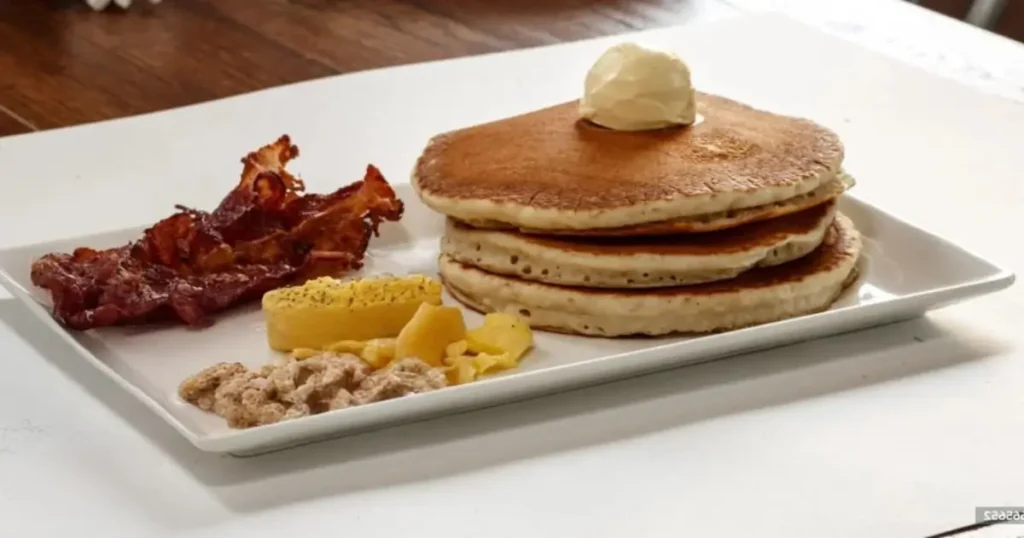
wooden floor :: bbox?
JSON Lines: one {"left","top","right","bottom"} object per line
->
{"left": 0, "top": 0, "right": 707, "bottom": 137}
{"left": 920, "top": 0, "right": 1024, "bottom": 42}
{"left": 1, "top": 0, "right": 1021, "bottom": 138}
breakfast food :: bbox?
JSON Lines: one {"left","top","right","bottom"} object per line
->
{"left": 263, "top": 274, "right": 442, "bottom": 351}
{"left": 442, "top": 201, "right": 837, "bottom": 288}
{"left": 395, "top": 303, "right": 468, "bottom": 366}
{"left": 517, "top": 172, "right": 851, "bottom": 237}
{"left": 177, "top": 41, "right": 864, "bottom": 431}
{"left": 465, "top": 312, "right": 534, "bottom": 361}
{"left": 412, "top": 93, "right": 845, "bottom": 235}
{"left": 440, "top": 214, "right": 862, "bottom": 336}
{"left": 180, "top": 273, "right": 536, "bottom": 428}
{"left": 579, "top": 42, "right": 697, "bottom": 130}
{"left": 412, "top": 41, "right": 862, "bottom": 337}
{"left": 296, "top": 338, "right": 400, "bottom": 368}
{"left": 287, "top": 299, "right": 535, "bottom": 385}
{"left": 178, "top": 354, "right": 446, "bottom": 429}
{"left": 31, "top": 135, "right": 404, "bottom": 330}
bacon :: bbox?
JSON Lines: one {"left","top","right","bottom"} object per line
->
{"left": 29, "top": 135, "right": 404, "bottom": 331}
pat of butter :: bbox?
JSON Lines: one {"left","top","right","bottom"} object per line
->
{"left": 579, "top": 42, "right": 696, "bottom": 131}
{"left": 262, "top": 275, "right": 443, "bottom": 352}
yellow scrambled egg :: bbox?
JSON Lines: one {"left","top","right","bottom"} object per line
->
{"left": 286, "top": 295, "right": 534, "bottom": 386}
{"left": 262, "top": 274, "right": 442, "bottom": 352}
{"left": 442, "top": 313, "right": 534, "bottom": 385}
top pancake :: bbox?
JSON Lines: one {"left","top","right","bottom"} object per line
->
{"left": 472, "top": 172, "right": 851, "bottom": 237}
{"left": 413, "top": 92, "right": 844, "bottom": 232}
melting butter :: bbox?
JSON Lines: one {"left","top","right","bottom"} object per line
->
{"left": 579, "top": 42, "right": 697, "bottom": 131}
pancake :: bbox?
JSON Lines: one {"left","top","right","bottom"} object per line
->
{"left": 482, "top": 172, "right": 852, "bottom": 237}
{"left": 413, "top": 92, "right": 844, "bottom": 232}
{"left": 439, "top": 213, "right": 862, "bottom": 337}
{"left": 442, "top": 201, "right": 837, "bottom": 288}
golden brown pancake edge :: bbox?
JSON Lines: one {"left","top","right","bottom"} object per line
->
{"left": 413, "top": 92, "right": 844, "bottom": 230}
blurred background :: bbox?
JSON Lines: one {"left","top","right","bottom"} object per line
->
{"left": 915, "top": 0, "right": 1018, "bottom": 40}
{"left": 0, "top": 0, "right": 1020, "bottom": 139}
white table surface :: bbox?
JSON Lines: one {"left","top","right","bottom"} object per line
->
{"left": 2, "top": 3, "right": 1024, "bottom": 537}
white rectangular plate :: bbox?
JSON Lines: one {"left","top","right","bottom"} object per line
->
{"left": 0, "top": 182, "right": 1012, "bottom": 455}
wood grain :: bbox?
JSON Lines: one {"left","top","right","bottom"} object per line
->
{"left": 919, "top": 0, "right": 1024, "bottom": 40}
{"left": 0, "top": 0, "right": 705, "bottom": 135}
{"left": 0, "top": 108, "right": 34, "bottom": 137}
{"left": 917, "top": 0, "right": 971, "bottom": 19}
{"left": 2, "top": 0, "right": 1021, "bottom": 138}
{"left": 994, "top": 0, "right": 1024, "bottom": 43}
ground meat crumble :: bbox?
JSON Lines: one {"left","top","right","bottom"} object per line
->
{"left": 178, "top": 354, "right": 448, "bottom": 428}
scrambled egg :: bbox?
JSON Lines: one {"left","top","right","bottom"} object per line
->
{"left": 271, "top": 273, "right": 534, "bottom": 386}
{"left": 287, "top": 303, "right": 533, "bottom": 386}
{"left": 443, "top": 313, "right": 534, "bottom": 385}
{"left": 292, "top": 338, "right": 399, "bottom": 368}
{"left": 262, "top": 274, "right": 442, "bottom": 352}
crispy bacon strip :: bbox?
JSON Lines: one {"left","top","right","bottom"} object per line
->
{"left": 30, "top": 135, "right": 404, "bottom": 330}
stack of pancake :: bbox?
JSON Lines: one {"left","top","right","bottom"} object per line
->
{"left": 412, "top": 92, "right": 862, "bottom": 337}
